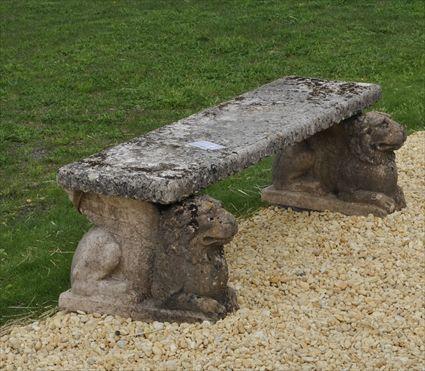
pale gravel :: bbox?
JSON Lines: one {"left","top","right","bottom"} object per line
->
{"left": 1, "top": 132, "right": 424, "bottom": 370}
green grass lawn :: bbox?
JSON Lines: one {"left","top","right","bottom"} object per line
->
{"left": 1, "top": 0, "right": 424, "bottom": 326}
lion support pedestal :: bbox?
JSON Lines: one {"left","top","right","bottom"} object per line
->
{"left": 262, "top": 112, "right": 406, "bottom": 216}
{"left": 59, "top": 192, "right": 238, "bottom": 322}
{"left": 58, "top": 77, "right": 388, "bottom": 322}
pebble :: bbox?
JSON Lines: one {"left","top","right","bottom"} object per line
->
{"left": 116, "top": 340, "right": 127, "bottom": 349}
{"left": 152, "top": 321, "right": 164, "bottom": 331}
{"left": 0, "top": 132, "right": 424, "bottom": 369}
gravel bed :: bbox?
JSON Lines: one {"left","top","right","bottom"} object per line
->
{"left": 1, "top": 132, "right": 424, "bottom": 370}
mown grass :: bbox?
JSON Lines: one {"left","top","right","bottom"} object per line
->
{"left": 1, "top": 0, "right": 424, "bottom": 325}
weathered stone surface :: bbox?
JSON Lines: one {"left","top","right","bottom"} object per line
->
{"left": 61, "top": 192, "right": 160, "bottom": 304}
{"left": 152, "top": 196, "right": 239, "bottom": 320}
{"left": 59, "top": 193, "right": 238, "bottom": 322}
{"left": 262, "top": 112, "right": 406, "bottom": 217}
{"left": 57, "top": 76, "right": 381, "bottom": 204}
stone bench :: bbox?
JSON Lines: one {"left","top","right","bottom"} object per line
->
{"left": 57, "top": 76, "right": 406, "bottom": 322}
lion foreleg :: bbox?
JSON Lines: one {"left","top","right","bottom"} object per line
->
{"left": 392, "top": 185, "right": 406, "bottom": 210}
{"left": 223, "top": 287, "right": 239, "bottom": 313}
{"left": 338, "top": 190, "right": 396, "bottom": 213}
{"left": 166, "top": 291, "right": 226, "bottom": 319}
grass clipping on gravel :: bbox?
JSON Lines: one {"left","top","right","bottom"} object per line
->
{"left": 1, "top": 132, "right": 424, "bottom": 369}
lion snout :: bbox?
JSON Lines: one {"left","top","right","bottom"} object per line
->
{"left": 378, "top": 124, "right": 406, "bottom": 151}
{"left": 399, "top": 125, "right": 407, "bottom": 146}
{"left": 363, "top": 112, "right": 407, "bottom": 152}
{"left": 202, "top": 213, "right": 238, "bottom": 247}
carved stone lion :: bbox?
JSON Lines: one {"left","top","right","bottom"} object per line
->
{"left": 152, "top": 195, "right": 238, "bottom": 319}
{"left": 273, "top": 111, "right": 406, "bottom": 213}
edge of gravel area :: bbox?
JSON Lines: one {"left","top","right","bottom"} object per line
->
{"left": 0, "top": 308, "right": 58, "bottom": 338}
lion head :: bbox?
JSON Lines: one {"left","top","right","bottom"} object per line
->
{"left": 344, "top": 111, "right": 406, "bottom": 164}
{"left": 159, "top": 195, "right": 237, "bottom": 262}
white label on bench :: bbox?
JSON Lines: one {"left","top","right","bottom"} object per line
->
{"left": 188, "top": 141, "right": 225, "bottom": 150}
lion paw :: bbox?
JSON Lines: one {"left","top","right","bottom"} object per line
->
{"left": 196, "top": 297, "right": 226, "bottom": 318}
{"left": 372, "top": 193, "right": 396, "bottom": 213}
{"left": 224, "top": 287, "right": 239, "bottom": 312}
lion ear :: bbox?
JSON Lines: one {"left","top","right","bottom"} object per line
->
{"left": 356, "top": 116, "right": 369, "bottom": 133}
{"left": 375, "top": 111, "right": 392, "bottom": 119}
{"left": 355, "top": 114, "right": 366, "bottom": 125}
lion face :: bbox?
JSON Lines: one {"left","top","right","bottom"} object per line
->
{"left": 345, "top": 112, "right": 406, "bottom": 164}
{"left": 160, "top": 195, "right": 237, "bottom": 258}
{"left": 361, "top": 112, "right": 406, "bottom": 152}
{"left": 192, "top": 197, "right": 238, "bottom": 249}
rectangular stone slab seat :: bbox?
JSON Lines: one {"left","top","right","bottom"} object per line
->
{"left": 58, "top": 76, "right": 381, "bottom": 204}
{"left": 58, "top": 76, "right": 382, "bottom": 323}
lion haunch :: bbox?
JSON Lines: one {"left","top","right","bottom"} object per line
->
{"left": 273, "top": 111, "right": 406, "bottom": 213}
{"left": 152, "top": 195, "right": 238, "bottom": 319}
